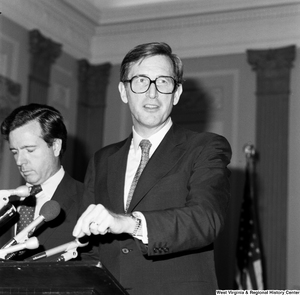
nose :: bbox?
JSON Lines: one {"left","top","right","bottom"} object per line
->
{"left": 147, "top": 82, "right": 158, "bottom": 99}
{"left": 15, "top": 152, "right": 27, "bottom": 167}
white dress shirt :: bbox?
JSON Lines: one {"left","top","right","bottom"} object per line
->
{"left": 32, "top": 166, "right": 65, "bottom": 219}
{"left": 124, "top": 118, "right": 173, "bottom": 243}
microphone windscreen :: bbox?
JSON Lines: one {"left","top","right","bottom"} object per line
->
{"left": 12, "top": 186, "right": 31, "bottom": 197}
{"left": 39, "top": 200, "right": 61, "bottom": 222}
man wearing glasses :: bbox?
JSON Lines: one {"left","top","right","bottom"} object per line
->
{"left": 73, "top": 42, "right": 232, "bottom": 295}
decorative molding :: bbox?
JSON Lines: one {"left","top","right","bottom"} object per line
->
{"left": 1, "top": 0, "right": 299, "bottom": 63}
{"left": 77, "top": 60, "right": 111, "bottom": 107}
{"left": 63, "top": 0, "right": 101, "bottom": 25}
{"left": 80, "top": 0, "right": 300, "bottom": 25}
{"left": 29, "top": 30, "right": 62, "bottom": 75}
{"left": 91, "top": 2, "right": 300, "bottom": 63}
{"left": 247, "top": 45, "right": 296, "bottom": 72}
{"left": 1, "top": 0, "right": 95, "bottom": 60}
{"left": 96, "top": 1, "right": 300, "bottom": 28}
{"left": 27, "top": 29, "right": 62, "bottom": 104}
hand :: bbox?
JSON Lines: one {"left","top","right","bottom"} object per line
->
{"left": 72, "top": 204, "right": 135, "bottom": 238}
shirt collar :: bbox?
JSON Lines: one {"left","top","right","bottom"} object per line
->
{"left": 132, "top": 118, "right": 173, "bottom": 156}
{"left": 27, "top": 166, "right": 65, "bottom": 198}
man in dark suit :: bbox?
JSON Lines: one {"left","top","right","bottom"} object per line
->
{"left": 73, "top": 42, "right": 232, "bottom": 295}
{"left": 0, "top": 103, "right": 84, "bottom": 261}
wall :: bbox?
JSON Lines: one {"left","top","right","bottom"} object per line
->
{"left": 102, "top": 64, "right": 132, "bottom": 145}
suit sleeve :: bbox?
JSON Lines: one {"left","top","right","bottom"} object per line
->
{"left": 141, "top": 134, "right": 231, "bottom": 256}
{"left": 79, "top": 155, "right": 102, "bottom": 261}
{"left": 80, "top": 155, "right": 97, "bottom": 214}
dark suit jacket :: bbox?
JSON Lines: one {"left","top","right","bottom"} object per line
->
{"left": 0, "top": 172, "right": 84, "bottom": 261}
{"left": 83, "top": 124, "right": 232, "bottom": 295}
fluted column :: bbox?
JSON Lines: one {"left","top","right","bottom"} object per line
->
{"left": 74, "top": 60, "right": 111, "bottom": 181}
{"left": 28, "top": 29, "right": 62, "bottom": 103}
{"left": 247, "top": 45, "right": 296, "bottom": 289}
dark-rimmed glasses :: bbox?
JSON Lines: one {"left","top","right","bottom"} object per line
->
{"left": 122, "top": 75, "right": 178, "bottom": 94}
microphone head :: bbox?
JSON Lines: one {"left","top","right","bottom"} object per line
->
{"left": 39, "top": 200, "right": 61, "bottom": 222}
{"left": 24, "top": 237, "right": 39, "bottom": 250}
{"left": 12, "top": 186, "right": 31, "bottom": 198}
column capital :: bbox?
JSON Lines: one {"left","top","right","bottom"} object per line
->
{"left": 247, "top": 45, "right": 296, "bottom": 72}
{"left": 28, "top": 29, "right": 62, "bottom": 97}
{"left": 78, "top": 59, "right": 111, "bottom": 107}
{"left": 29, "top": 29, "right": 62, "bottom": 65}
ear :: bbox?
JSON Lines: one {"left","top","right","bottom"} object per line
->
{"left": 173, "top": 84, "right": 183, "bottom": 106}
{"left": 118, "top": 82, "right": 128, "bottom": 104}
{"left": 52, "top": 138, "right": 62, "bottom": 157}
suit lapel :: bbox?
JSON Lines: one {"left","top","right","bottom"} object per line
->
{"left": 51, "top": 173, "right": 76, "bottom": 216}
{"left": 107, "top": 136, "right": 132, "bottom": 213}
{"left": 127, "top": 124, "right": 188, "bottom": 212}
{"left": 37, "top": 173, "right": 75, "bottom": 245}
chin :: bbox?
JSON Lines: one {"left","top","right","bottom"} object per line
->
{"left": 22, "top": 176, "right": 37, "bottom": 184}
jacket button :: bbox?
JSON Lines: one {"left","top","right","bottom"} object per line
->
{"left": 122, "top": 248, "right": 130, "bottom": 254}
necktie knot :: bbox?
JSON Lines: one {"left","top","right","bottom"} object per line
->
{"left": 30, "top": 184, "right": 42, "bottom": 196}
{"left": 139, "top": 139, "right": 151, "bottom": 154}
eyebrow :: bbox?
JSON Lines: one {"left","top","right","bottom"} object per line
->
{"left": 9, "top": 144, "right": 37, "bottom": 151}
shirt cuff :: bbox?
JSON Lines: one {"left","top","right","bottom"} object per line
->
{"left": 131, "top": 211, "right": 148, "bottom": 244}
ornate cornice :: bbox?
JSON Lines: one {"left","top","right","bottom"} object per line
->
{"left": 1, "top": 0, "right": 95, "bottom": 59}
{"left": 1, "top": 0, "right": 299, "bottom": 63}
{"left": 96, "top": 4, "right": 300, "bottom": 36}
{"left": 91, "top": 2, "right": 300, "bottom": 63}
{"left": 80, "top": 0, "right": 300, "bottom": 25}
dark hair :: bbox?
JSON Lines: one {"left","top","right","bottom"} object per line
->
{"left": 1, "top": 103, "right": 67, "bottom": 158}
{"left": 120, "top": 42, "right": 183, "bottom": 84}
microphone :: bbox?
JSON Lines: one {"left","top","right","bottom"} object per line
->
{"left": 1, "top": 200, "right": 61, "bottom": 249}
{"left": 0, "top": 203, "right": 17, "bottom": 228}
{"left": 0, "top": 186, "right": 31, "bottom": 202}
{"left": 0, "top": 185, "right": 30, "bottom": 209}
{"left": 27, "top": 236, "right": 89, "bottom": 262}
{"left": 0, "top": 186, "right": 30, "bottom": 228}
{"left": 0, "top": 237, "right": 39, "bottom": 258}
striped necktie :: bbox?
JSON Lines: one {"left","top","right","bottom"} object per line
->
{"left": 125, "top": 139, "right": 151, "bottom": 213}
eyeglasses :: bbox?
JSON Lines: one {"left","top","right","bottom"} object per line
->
{"left": 122, "top": 75, "right": 178, "bottom": 94}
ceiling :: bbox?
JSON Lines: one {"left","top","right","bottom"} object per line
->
{"left": 64, "top": 0, "right": 204, "bottom": 24}
{"left": 85, "top": 0, "right": 177, "bottom": 9}
{"left": 65, "top": 0, "right": 295, "bottom": 25}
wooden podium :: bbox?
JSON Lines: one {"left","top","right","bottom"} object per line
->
{"left": 0, "top": 260, "right": 129, "bottom": 294}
